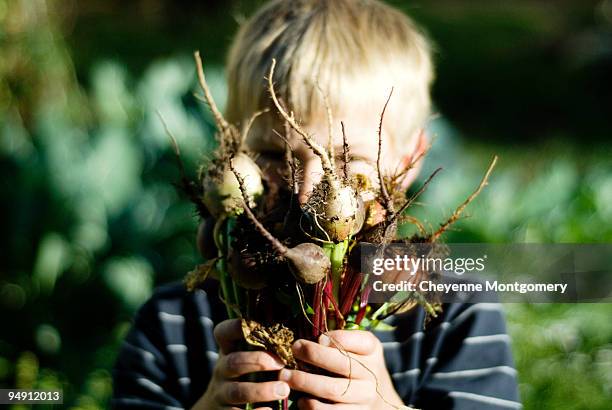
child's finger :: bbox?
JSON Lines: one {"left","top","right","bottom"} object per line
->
{"left": 217, "top": 350, "right": 285, "bottom": 378}
{"left": 291, "top": 339, "right": 369, "bottom": 379}
{"left": 218, "top": 380, "right": 289, "bottom": 405}
{"left": 279, "top": 368, "right": 370, "bottom": 404}
{"left": 319, "top": 330, "right": 379, "bottom": 355}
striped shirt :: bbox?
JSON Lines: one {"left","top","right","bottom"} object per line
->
{"left": 112, "top": 282, "right": 521, "bottom": 409}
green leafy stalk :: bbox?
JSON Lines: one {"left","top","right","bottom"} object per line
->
{"left": 215, "top": 217, "right": 239, "bottom": 319}
{"left": 369, "top": 302, "right": 389, "bottom": 329}
{"left": 217, "top": 217, "right": 257, "bottom": 409}
{"left": 323, "top": 239, "right": 350, "bottom": 329}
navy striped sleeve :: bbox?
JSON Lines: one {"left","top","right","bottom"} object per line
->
{"left": 391, "top": 302, "right": 522, "bottom": 410}
{"left": 112, "top": 284, "right": 221, "bottom": 409}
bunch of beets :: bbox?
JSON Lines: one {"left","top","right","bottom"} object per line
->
{"left": 162, "top": 51, "right": 496, "bottom": 410}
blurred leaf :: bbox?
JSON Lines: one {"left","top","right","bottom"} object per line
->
{"left": 33, "top": 233, "right": 72, "bottom": 295}
{"left": 102, "top": 256, "right": 153, "bottom": 311}
{"left": 35, "top": 324, "right": 61, "bottom": 355}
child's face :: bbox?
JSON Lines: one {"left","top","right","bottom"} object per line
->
{"left": 253, "top": 109, "right": 427, "bottom": 204}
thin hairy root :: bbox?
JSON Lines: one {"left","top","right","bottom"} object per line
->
{"left": 276, "top": 128, "right": 301, "bottom": 230}
{"left": 230, "top": 158, "right": 289, "bottom": 256}
{"left": 308, "top": 208, "right": 332, "bottom": 242}
{"left": 400, "top": 215, "right": 427, "bottom": 236}
{"left": 298, "top": 214, "right": 330, "bottom": 244}
{"left": 193, "top": 51, "right": 229, "bottom": 133}
{"left": 429, "top": 156, "right": 498, "bottom": 242}
{"left": 270, "top": 125, "right": 302, "bottom": 232}
{"left": 315, "top": 82, "right": 336, "bottom": 168}
{"left": 282, "top": 118, "right": 301, "bottom": 195}
{"left": 341, "top": 121, "right": 350, "bottom": 183}
{"left": 284, "top": 138, "right": 300, "bottom": 196}
{"left": 271, "top": 127, "right": 301, "bottom": 196}
{"left": 326, "top": 331, "right": 404, "bottom": 408}
{"left": 268, "top": 59, "right": 337, "bottom": 180}
{"left": 389, "top": 167, "right": 443, "bottom": 228}
{"left": 240, "top": 108, "right": 269, "bottom": 145}
{"left": 377, "top": 88, "right": 395, "bottom": 217}
{"left": 157, "top": 111, "right": 189, "bottom": 183}
{"left": 156, "top": 111, "right": 206, "bottom": 215}
{"left": 378, "top": 167, "right": 442, "bottom": 244}
{"left": 390, "top": 140, "right": 433, "bottom": 187}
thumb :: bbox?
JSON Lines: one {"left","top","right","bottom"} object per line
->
{"left": 213, "top": 319, "right": 244, "bottom": 354}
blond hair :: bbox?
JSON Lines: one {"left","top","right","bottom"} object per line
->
{"left": 226, "top": 0, "right": 434, "bottom": 153}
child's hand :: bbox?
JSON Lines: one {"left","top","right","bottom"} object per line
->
{"left": 191, "top": 319, "right": 290, "bottom": 409}
{"left": 279, "top": 330, "right": 405, "bottom": 409}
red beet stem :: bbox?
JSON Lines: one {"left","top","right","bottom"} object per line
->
{"left": 355, "top": 286, "right": 372, "bottom": 325}
{"left": 312, "top": 281, "right": 324, "bottom": 338}
{"left": 323, "top": 282, "right": 344, "bottom": 328}
{"left": 339, "top": 268, "right": 362, "bottom": 316}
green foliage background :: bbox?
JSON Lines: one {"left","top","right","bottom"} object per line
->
{"left": 0, "top": 1, "right": 611, "bottom": 409}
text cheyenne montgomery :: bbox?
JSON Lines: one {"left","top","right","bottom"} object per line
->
{"left": 373, "top": 280, "right": 569, "bottom": 294}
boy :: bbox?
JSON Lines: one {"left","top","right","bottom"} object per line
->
{"left": 113, "top": 1, "right": 520, "bottom": 409}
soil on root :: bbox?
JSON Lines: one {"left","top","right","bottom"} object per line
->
{"left": 241, "top": 318, "right": 298, "bottom": 369}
